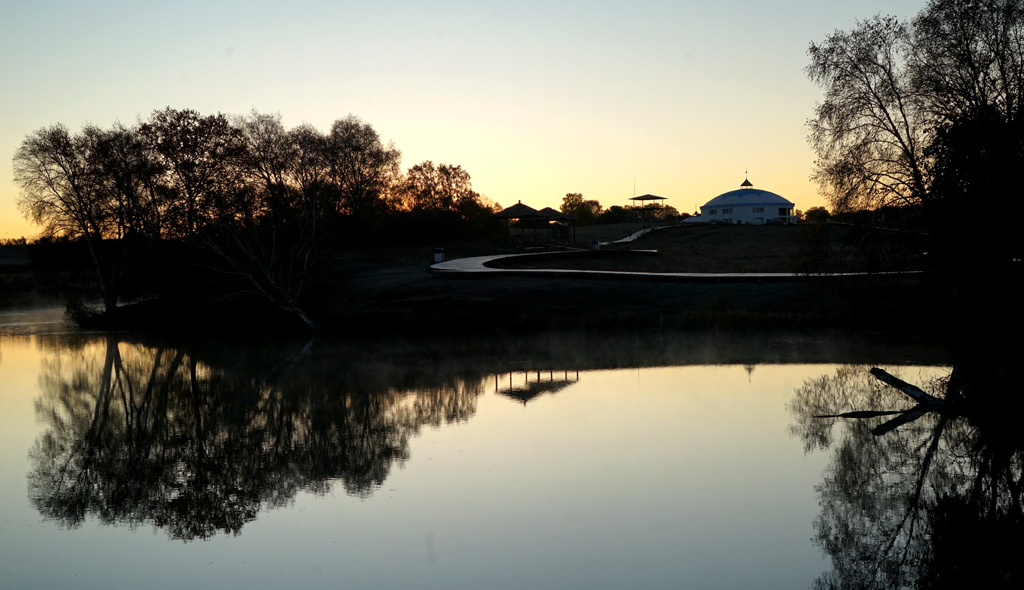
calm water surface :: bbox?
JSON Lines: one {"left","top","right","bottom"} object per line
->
{"left": 0, "top": 313, "right": 968, "bottom": 589}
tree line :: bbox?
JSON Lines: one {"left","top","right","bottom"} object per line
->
{"left": 559, "top": 192, "right": 681, "bottom": 225}
{"left": 13, "top": 108, "right": 499, "bottom": 329}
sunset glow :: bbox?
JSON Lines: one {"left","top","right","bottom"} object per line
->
{"left": 0, "top": 0, "right": 926, "bottom": 239}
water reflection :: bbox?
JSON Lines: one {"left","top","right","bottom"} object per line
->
{"left": 496, "top": 369, "right": 579, "bottom": 404}
{"left": 9, "top": 327, "right": 974, "bottom": 588}
{"left": 790, "top": 364, "right": 1023, "bottom": 588}
{"left": 28, "top": 335, "right": 484, "bottom": 540}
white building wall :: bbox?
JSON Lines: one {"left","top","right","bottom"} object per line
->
{"left": 700, "top": 204, "right": 795, "bottom": 224}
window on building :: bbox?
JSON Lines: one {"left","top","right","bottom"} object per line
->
{"left": 709, "top": 209, "right": 717, "bottom": 215}
{"left": 722, "top": 208, "right": 732, "bottom": 214}
{"left": 753, "top": 207, "right": 763, "bottom": 213}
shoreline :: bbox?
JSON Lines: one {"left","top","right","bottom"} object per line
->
{"left": 1, "top": 224, "right": 954, "bottom": 336}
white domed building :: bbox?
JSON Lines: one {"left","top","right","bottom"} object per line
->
{"left": 697, "top": 177, "right": 796, "bottom": 224}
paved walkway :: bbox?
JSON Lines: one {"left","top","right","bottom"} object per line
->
{"left": 607, "top": 227, "right": 655, "bottom": 244}
{"left": 431, "top": 250, "right": 921, "bottom": 281}
{"left": 431, "top": 252, "right": 809, "bottom": 281}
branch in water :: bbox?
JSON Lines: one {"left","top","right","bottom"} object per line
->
{"left": 869, "top": 368, "right": 945, "bottom": 405}
{"left": 872, "top": 407, "right": 928, "bottom": 436}
{"left": 814, "top": 410, "right": 907, "bottom": 419}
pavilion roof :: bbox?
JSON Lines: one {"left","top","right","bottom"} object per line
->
{"left": 493, "top": 201, "right": 540, "bottom": 219}
{"left": 537, "top": 207, "right": 574, "bottom": 221}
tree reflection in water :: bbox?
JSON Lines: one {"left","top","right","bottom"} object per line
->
{"left": 790, "top": 364, "right": 1023, "bottom": 589}
{"left": 28, "top": 335, "right": 483, "bottom": 541}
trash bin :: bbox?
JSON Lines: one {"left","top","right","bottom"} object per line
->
{"left": 433, "top": 248, "right": 445, "bottom": 263}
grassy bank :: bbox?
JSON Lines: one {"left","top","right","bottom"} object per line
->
{"left": 315, "top": 260, "right": 945, "bottom": 335}
{"left": 492, "top": 223, "right": 929, "bottom": 274}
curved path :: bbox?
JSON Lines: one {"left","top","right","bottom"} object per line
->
{"left": 431, "top": 252, "right": 809, "bottom": 281}
{"left": 431, "top": 250, "right": 921, "bottom": 282}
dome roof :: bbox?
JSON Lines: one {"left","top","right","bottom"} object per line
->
{"left": 703, "top": 179, "right": 793, "bottom": 208}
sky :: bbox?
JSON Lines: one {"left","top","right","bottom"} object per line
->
{"left": 0, "top": 0, "right": 927, "bottom": 239}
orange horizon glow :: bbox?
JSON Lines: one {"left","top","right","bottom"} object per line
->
{"left": 1, "top": 1, "right": 928, "bottom": 240}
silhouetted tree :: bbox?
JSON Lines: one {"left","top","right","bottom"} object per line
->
{"left": 560, "top": 192, "right": 602, "bottom": 225}
{"left": 596, "top": 205, "right": 632, "bottom": 225}
{"left": 808, "top": 1, "right": 1024, "bottom": 243}
{"left": 203, "top": 111, "right": 323, "bottom": 330}
{"left": 402, "top": 160, "right": 479, "bottom": 212}
{"left": 325, "top": 115, "right": 402, "bottom": 235}
{"left": 652, "top": 204, "right": 679, "bottom": 220}
{"left": 803, "top": 206, "right": 830, "bottom": 222}
{"left": 808, "top": 15, "right": 929, "bottom": 213}
{"left": 13, "top": 125, "right": 125, "bottom": 312}
{"left": 13, "top": 108, "right": 498, "bottom": 329}
{"left": 139, "top": 108, "right": 246, "bottom": 238}
{"left": 89, "top": 123, "right": 164, "bottom": 241}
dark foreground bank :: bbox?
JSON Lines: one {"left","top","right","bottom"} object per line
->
{"left": 7, "top": 224, "right": 1012, "bottom": 338}
{"left": 77, "top": 262, "right": 946, "bottom": 336}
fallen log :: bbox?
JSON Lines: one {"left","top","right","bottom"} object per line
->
{"left": 812, "top": 369, "right": 949, "bottom": 436}
{"left": 869, "top": 368, "right": 946, "bottom": 406}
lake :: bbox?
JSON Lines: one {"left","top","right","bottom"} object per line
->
{"left": 5, "top": 310, "right": 1012, "bottom": 589}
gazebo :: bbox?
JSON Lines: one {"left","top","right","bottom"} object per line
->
{"left": 537, "top": 207, "right": 576, "bottom": 242}
{"left": 493, "top": 201, "right": 540, "bottom": 221}
{"left": 493, "top": 202, "right": 577, "bottom": 243}
{"left": 493, "top": 201, "right": 541, "bottom": 242}
{"left": 628, "top": 194, "right": 667, "bottom": 220}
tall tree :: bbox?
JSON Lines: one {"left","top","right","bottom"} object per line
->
{"left": 14, "top": 125, "right": 108, "bottom": 239}
{"left": 140, "top": 108, "right": 245, "bottom": 238}
{"left": 235, "top": 110, "right": 295, "bottom": 213}
{"left": 13, "top": 125, "right": 122, "bottom": 312}
{"left": 807, "top": 1, "right": 1024, "bottom": 209}
{"left": 89, "top": 123, "right": 164, "bottom": 241}
{"left": 325, "top": 115, "right": 401, "bottom": 232}
{"left": 807, "top": 15, "right": 929, "bottom": 212}
{"left": 204, "top": 111, "right": 322, "bottom": 331}
{"left": 560, "top": 192, "right": 601, "bottom": 225}
{"left": 402, "top": 160, "right": 479, "bottom": 212}
{"left": 807, "top": 0, "right": 1024, "bottom": 266}
{"left": 911, "top": 0, "right": 1024, "bottom": 125}
{"left": 288, "top": 124, "right": 331, "bottom": 207}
